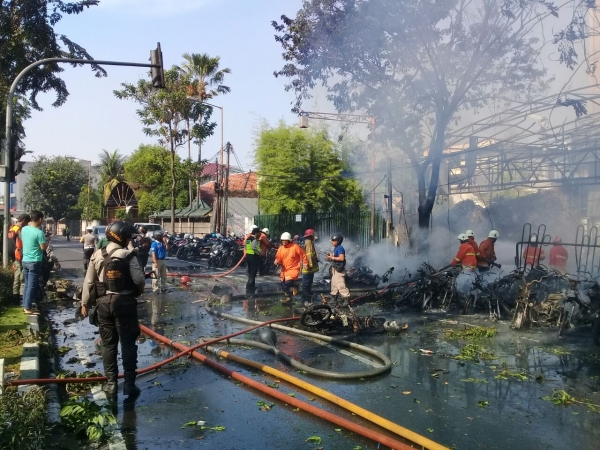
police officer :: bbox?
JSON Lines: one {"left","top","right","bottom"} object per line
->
{"left": 244, "top": 226, "right": 261, "bottom": 293}
{"left": 134, "top": 226, "right": 152, "bottom": 271}
{"left": 81, "top": 221, "right": 146, "bottom": 397}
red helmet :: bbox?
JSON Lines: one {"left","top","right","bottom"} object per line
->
{"left": 180, "top": 275, "right": 191, "bottom": 285}
{"left": 304, "top": 229, "right": 317, "bottom": 238}
{"left": 553, "top": 237, "right": 562, "bottom": 243}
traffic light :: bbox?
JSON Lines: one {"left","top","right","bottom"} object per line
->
{"left": 11, "top": 145, "right": 26, "bottom": 183}
{"left": 150, "top": 42, "right": 165, "bottom": 89}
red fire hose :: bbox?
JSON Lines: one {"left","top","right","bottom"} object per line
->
{"left": 166, "top": 254, "right": 246, "bottom": 278}
{"left": 142, "top": 325, "right": 415, "bottom": 450}
{"left": 5, "top": 313, "right": 294, "bottom": 387}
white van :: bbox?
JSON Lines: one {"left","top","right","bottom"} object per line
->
{"left": 133, "top": 223, "right": 164, "bottom": 238}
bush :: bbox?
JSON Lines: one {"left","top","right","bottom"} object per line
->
{"left": 0, "top": 267, "right": 13, "bottom": 306}
{"left": 0, "top": 387, "right": 48, "bottom": 450}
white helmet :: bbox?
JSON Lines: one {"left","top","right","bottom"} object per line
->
{"left": 262, "top": 228, "right": 269, "bottom": 235}
{"left": 458, "top": 233, "right": 468, "bottom": 242}
{"left": 246, "top": 224, "right": 258, "bottom": 234}
{"left": 281, "top": 232, "right": 292, "bottom": 241}
{"left": 86, "top": 227, "right": 93, "bottom": 231}
{"left": 488, "top": 230, "right": 499, "bottom": 239}
{"left": 530, "top": 234, "right": 537, "bottom": 243}
{"left": 466, "top": 230, "right": 475, "bottom": 237}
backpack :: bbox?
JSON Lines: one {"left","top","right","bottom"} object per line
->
{"left": 101, "top": 248, "right": 136, "bottom": 293}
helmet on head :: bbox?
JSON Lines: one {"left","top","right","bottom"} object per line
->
{"left": 106, "top": 221, "right": 138, "bottom": 246}
{"left": 554, "top": 237, "right": 562, "bottom": 243}
{"left": 281, "top": 232, "right": 292, "bottom": 241}
{"left": 86, "top": 226, "right": 93, "bottom": 232}
{"left": 488, "top": 230, "right": 499, "bottom": 239}
{"left": 466, "top": 230, "right": 475, "bottom": 237}
{"left": 247, "top": 224, "right": 258, "bottom": 234}
{"left": 457, "top": 233, "right": 468, "bottom": 242}
{"left": 304, "top": 228, "right": 317, "bottom": 238}
{"left": 139, "top": 226, "right": 148, "bottom": 234}
{"left": 262, "top": 228, "right": 269, "bottom": 235}
{"left": 331, "top": 234, "right": 344, "bottom": 244}
{"left": 154, "top": 231, "right": 164, "bottom": 240}
{"left": 530, "top": 234, "right": 537, "bottom": 243}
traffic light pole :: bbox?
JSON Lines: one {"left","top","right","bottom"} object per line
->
{"left": 2, "top": 56, "right": 163, "bottom": 267}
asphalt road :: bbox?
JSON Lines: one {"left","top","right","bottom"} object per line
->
{"left": 47, "top": 236, "right": 600, "bottom": 450}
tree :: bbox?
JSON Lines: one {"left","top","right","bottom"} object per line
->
{"left": 115, "top": 68, "right": 197, "bottom": 227}
{"left": 123, "top": 145, "right": 199, "bottom": 219}
{"left": 179, "top": 52, "right": 231, "bottom": 162}
{"left": 0, "top": 1, "right": 105, "bottom": 171}
{"left": 272, "top": 0, "right": 595, "bottom": 243}
{"left": 254, "top": 122, "right": 365, "bottom": 214}
{"left": 73, "top": 185, "right": 103, "bottom": 220}
{"left": 98, "top": 149, "right": 126, "bottom": 206}
{"left": 24, "top": 156, "right": 87, "bottom": 221}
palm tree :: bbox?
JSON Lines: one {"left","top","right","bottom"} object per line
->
{"left": 99, "top": 149, "right": 126, "bottom": 207}
{"left": 179, "top": 53, "right": 231, "bottom": 162}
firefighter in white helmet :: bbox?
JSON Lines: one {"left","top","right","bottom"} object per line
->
{"left": 478, "top": 230, "right": 500, "bottom": 272}
{"left": 275, "top": 232, "right": 308, "bottom": 304}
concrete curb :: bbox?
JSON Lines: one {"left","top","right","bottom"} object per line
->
{"left": 0, "top": 358, "right": 4, "bottom": 394}
{"left": 18, "top": 342, "right": 40, "bottom": 393}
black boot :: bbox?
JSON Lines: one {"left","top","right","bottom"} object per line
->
{"left": 102, "top": 371, "right": 118, "bottom": 396}
{"left": 123, "top": 371, "right": 140, "bottom": 397}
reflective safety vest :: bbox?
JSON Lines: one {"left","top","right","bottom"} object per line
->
{"left": 523, "top": 246, "right": 545, "bottom": 266}
{"left": 549, "top": 245, "right": 568, "bottom": 269}
{"left": 452, "top": 242, "right": 478, "bottom": 269}
{"left": 245, "top": 234, "right": 256, "bottom": 255}
{"left": 8, "top": 224, "right": 23, "bottom": 261}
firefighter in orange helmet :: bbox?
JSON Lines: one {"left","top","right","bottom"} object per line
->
{"left": 549, "top": 237, "right": 568, "bottom": 273}
{"left": 451, "top": 234, "right": 478, "bottom": 271}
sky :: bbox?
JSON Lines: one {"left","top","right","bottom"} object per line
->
{"left": 22, "top": 0, "right": 304, "bottom": 169}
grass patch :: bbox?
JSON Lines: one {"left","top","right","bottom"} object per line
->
{"left": 0, "top": 386, "right": 49, "bottom": 450}
{"left": 444, "top": 326, "right": 497, "bottom": 340}
{"left": 456, "top": 343, "right": 495, "bottom": 361}
{"left": 0, "top": 306, "right": 29, "bottom": 373}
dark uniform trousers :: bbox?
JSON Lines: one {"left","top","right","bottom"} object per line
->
{"left": 137, "top": 252, "right": 149, "bottom": 271}
{"left": 246, "top": 254, "right": 260, "bottom": 292}
{"left": 97, "top": 293, "right": 140, "bottom": 382}
{"left": 83, "top": 248, "right": 95, "bottom": 270}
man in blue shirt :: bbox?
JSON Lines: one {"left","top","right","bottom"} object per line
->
{"left": 20, "top": 210, "right": 47, "bottom": 314}
{"left": 326, "top": 233, "right": 350, "bottom": 303}
{"left": 150, "top": 231, "right": 168, "bottom": 293}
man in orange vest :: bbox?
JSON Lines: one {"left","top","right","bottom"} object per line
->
{"left": 465, "top": 230, "right": 481, "bottom": 262}
{"left": 549, "top": 237, "right": 568, "bottom": 273}
{"left": 523, "top": 235, "right": 545, "bottom": 267}
{"left": 478, "top": 230, "right": 500, "bottom": 272}
{"left": 8, "top": 214, "right": 31, "bottom": 302}
{"left": 275, "top": 232, "right": 308, "bottom": 305}
{"left": 451, "top": 233, "right": 478, "bottom": 271}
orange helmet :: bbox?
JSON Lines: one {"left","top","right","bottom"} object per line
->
{"left": 180, "top": 275, "right": 191, "bottom": 285}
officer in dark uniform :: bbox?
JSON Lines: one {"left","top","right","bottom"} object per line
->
{"left": 81, "top": 221, "right": 146, "bottom": 397}
{"left": 134, "top": 226, "right": 152, "bottom": 271}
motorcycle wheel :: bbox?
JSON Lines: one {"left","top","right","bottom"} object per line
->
{"left": 300, "top": 305, "right": 332, "bottom": 327}
{"left": 593, "top": 313, "right": 600, "bottom": 346}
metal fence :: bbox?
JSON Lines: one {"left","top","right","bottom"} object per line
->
{"left": 253, "top": 211, "right": 386, "bottom": 248}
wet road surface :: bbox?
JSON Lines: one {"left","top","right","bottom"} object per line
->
{"left": 48, "top": 237, "right": 600, "bottom": 449}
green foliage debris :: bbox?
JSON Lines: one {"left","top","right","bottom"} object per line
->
{"left": 306, "top": 435, "right": 322, "bottom": 444}
{"left": 0, "top": 387, "right": 48, "bottom": 450}
{"left": 57, "top": 370, "right": 103, "bottom": 394}
{"left": 495, "top": 370, "right": 528, "bottom": 381}
{"left": 456, "top": 343, "right": 495, "bottom": 361}
{"left": 541, "top": 389, "right": 600, "bottom": 413}
{"left": 461, "top": 378, "right": 489, "bottom": 383}
{"left": 60, "top": 397, "right": 117, "bottom": 442}
{"left": 444, "top": 326, "right": 497, "bottom": 340}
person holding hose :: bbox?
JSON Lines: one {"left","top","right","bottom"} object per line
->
{"left": 275, "top": 232, "right": 308, "bottom": 305}
{"left": 451, "top": 234, "right": 478, "bottom": 271}
{"left": 327, "top": 234, "right": 351, "bottom": 303}
{"left": 301, "top": 229, "right": 319, "bottom": 303}
{"left": 478, "top": 230, "right": 500, "bottom": 272}
{"left": 81, "top": 221, "right": 145, "bottom": 397}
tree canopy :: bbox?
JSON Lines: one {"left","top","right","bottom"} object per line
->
{"left": 272, "top": 0, "right": 595, "bottom": 236}
{"left": 123, "top": 145, "right": 198, "bottom": 219}
{"left": 254, "top": 123, "right": 365, "bottom": 214}
{"left": 24, "top": 156, "right": 87, "bottom": 221}
{"left": 0, "top": 0, "right": 104, "bottom": 167}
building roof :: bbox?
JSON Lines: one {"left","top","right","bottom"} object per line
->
{"left": 150, "top": 200, "right": 212, "bottom": 219}
{"left": 199, "top": 172, "right": 258, "bottom": 204}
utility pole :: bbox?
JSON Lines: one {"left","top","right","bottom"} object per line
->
{"left": 222, "top": 142, "right": 231, "bottom": 236}
{"left": 86, "top": 161, "right": 91, "bottom": 227}
{"left": 386, "top": 158, "right": 394, "bottom": 244}
{"left": 212, "top": 155, "right": 220, "bottom": 233}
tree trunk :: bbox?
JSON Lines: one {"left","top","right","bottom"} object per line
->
{"left": 186, "top": 117, "right": 193, "bottom": 205}
{"left": 197, "top": 112, "right": 203, "bottom": 163}
{"left": 169, "top": 126, "right": 176, "bottom": 232}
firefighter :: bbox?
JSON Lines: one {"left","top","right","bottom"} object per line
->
{"left": 478, "top": 230, "right": 500, "bottom": 272}
{"left": 465, "top": 230, "right": 481, "bottom": 262}
{"left": 301, "top": 229, "right": 319, "bottom": 303}
{"left": 258, "top": 228, "right": 272, "bottom": 276}
{"left": 550, "top": 237, "right": 568, "bottom": 273}
{"left": 81, "top": 221, "right": 146, "bottom": 397}
{"left": 523, "top": 235, "right": 545, "bottom": 267}
{"left": 244, "top": 226, "right": 261, "bottom": 293}
{"left": 451, "top": 233, "right": 478, "bottom": 271}
{"left": 275, "top": 232, "right": 308, "bottom": 305}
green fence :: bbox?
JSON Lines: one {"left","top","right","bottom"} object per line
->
{"left": 254, "top": 211, "right": 386, "bottom": 248}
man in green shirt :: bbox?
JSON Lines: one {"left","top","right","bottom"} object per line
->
{"left": 21, "top": 210, "right": 47, "bottom": 314}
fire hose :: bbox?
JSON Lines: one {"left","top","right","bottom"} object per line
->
{"left": 143, "top": 325, "right": 447, "bottom": 450}
{"left": 205, "top": 305, "right": 392, "bottom": 378}
{"left": 166, "top": 254, "right": 246, "bottom": 278}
